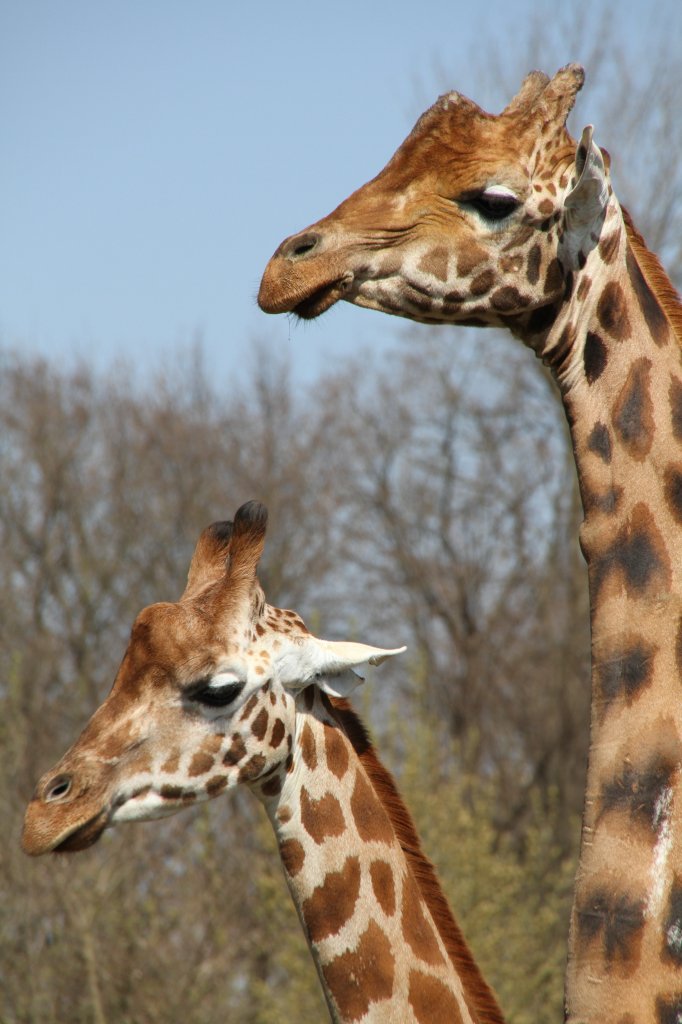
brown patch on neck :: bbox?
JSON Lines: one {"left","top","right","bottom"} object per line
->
{"left": 300, "top": 786, "right": 346, "bottom": 844}
{"left": 590, "top": 501, "right": 672, "bottom": 600}
{"left": 321, "top": 919, "right": 395, "bottom": 1020}
{"left": 330, "top": 697, "right": 505, "bottom": 1024}
{"left": 409, "top": 970, "right": 467, "bottom": 1024}
{"left": 302, "top": 855, "right": 362, "bottom": 942}
{"left": 300, "top": 720, "right": 318, "bottom": 770}
{"left": 622, "top": 207, "right": 682, "bottom": 346}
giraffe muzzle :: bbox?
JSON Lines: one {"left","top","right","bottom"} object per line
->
{"left": 22, "top": 762, "right": 114, "bottom": 856}
{"left": 258, "top": 222, "right": 356, "bottom": 317}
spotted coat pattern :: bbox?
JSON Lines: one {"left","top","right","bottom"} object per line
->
{"left": 258, "top": 65, "right": 682, "bottom": 1024}
{"left": 270, "top": 688, "right": 477, "bottom": 1023}
{"left": 22, "top": 503, "right": 501, "bottom": 1024}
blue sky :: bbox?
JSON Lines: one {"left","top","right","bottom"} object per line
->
{"left": 1, "top": 0, "right": 678, "bottom": 384}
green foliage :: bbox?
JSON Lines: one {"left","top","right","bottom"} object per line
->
{"left": 244, "top": 811, "right": 329, "bottom": 1024}
{"left": 0, "top": 345, "right": 580, "bottom": 1022}
{"left": 381, "top": 710, "right": 578, "bottom": 1024}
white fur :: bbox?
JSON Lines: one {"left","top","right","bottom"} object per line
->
{"left": 275, "top": 636, "right": 406, "bottom": 696}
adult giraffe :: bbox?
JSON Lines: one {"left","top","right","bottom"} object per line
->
{"left": 22, "top": 502, "right": 504, "bottom": 1024}
{"left": 258, "top": 65, "right": 682, "bottom": 1023}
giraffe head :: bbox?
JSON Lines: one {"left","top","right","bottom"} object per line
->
{"left": 22, "top": 501, "right": 404, "bottom": 856}
{"left": 258, "top": 64, "right": 611, "bottom": 333}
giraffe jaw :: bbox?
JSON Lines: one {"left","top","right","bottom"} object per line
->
{"left": 34, "top": 785, "right": 210, "bottom": 855}
{"left": 258, "top": 244, "right": 355, "bottom": 319}
{"left": 292, "top": 273, "right": 355, "bottom": 319}
{"left": 52, "top": 808, "right": 110, "bottom": 853}
{"left": 24, "top": 785, "right": 177, "bottom": 856}
{"left": 288, "top": 274, "right": 350, "bottom": 317}
{"left": 22, "top": 803, "right": 111, "bottom": 857}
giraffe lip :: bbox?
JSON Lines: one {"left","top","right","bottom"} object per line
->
{"left": 293, "top": 274, "right": 354, "bottom": 319}
{"left": 52, "top": 809, "right": 110, "bottom": 854}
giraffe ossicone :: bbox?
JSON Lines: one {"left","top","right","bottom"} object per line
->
{"left": 258, "top": 65, "right": 682, "bottom": 1024}
{"left": 22, "top": 501, "right": 501, "bottom": 1024}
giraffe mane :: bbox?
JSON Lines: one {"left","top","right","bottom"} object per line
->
{"left": 621, "top": 206, "right": 682, "bottom": 345}
{"left": 330, "top": 697, "right": 505, "bottom": 1024}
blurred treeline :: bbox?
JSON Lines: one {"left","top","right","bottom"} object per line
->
{"left": 3, "top": 12, "right": 682, "bottom": 1024}
{"left": 1, "top": 336, "right": 585, "bottom": 1023}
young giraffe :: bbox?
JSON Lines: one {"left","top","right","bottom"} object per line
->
{"left": 22, "top": 501, "right": 504, "bottom": 1024}
{"left": 258, "top": 66, "right": 682, "bottom": 1023}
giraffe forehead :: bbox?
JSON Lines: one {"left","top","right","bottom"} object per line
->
{"left": 125, "top": 596, "right": 266, "bottom": 680}
{"left": 370, "top": 145, "right": 530, "bottom": 204}
{"left": 117, "top": 602, "right": 305, "bottom": 702}
{"left": 386, "top": 99, "right": 552, "bottom": 178}
{"left": 335, "top": 132, "right": 571, "bottom": 236}
{"left": 129, "top": 602, "right": 217, "bottom": 664}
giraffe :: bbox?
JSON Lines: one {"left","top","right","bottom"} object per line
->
{"left": 257, "top": 65, "right": 682, "bottom": 1023}
{"left": 22, "top": 501, "right": 504, "bottom": 1024}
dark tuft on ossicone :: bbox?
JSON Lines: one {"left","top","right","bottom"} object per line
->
{"left": 233, "top": 501, "right": 269, "bottom": 535}
{"left": 207, "top": 520, "right": 234, "bottom": 547}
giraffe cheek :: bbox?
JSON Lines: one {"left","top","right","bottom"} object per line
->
{"left": 111, "top": 788, "right": 190, "bottom": 824}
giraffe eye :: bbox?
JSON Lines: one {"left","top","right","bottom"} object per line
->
{"left": 463, "top": 186, "right": 520, "bottom": 222}
{"left": 189, "top": 678, "right": 245, "bottom": 708}
{"left": 45, "top": 774, "right": 72, "bottom": 802}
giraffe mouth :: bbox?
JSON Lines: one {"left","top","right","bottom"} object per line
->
{"left": 53, "top": 809, "right": 109, "bottom": 854}
{"left": 292, "top": 273, "right": 354, "bottom": 319}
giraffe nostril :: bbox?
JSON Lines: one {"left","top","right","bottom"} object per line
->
{"left": 284, "top": 232, "right": 320, "bottom": 261}
{"left": 44, "top": 774, "right": 73, "bottom": 803}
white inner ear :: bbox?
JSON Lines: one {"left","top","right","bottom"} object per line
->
{"left": 562, "top": 125, "right": 609, "bottom": 267}
{"left": 482, "top": 184, "right": 518, "bottom": 200}
{"left": 314, "top": 669, "right": 365, "bottom": 699}
{"left": 275, "top": 636, "right": 406, "bottom": 698}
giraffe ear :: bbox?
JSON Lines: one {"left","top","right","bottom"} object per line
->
{"left": 276, "top": 637, "right": 407, "bottom": 698}
{"left": 562, "top": 126, "right": 610, "bottom": 266}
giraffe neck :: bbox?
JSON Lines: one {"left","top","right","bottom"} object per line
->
{"left": 255, "top": 690, "right": 503, "bottom": 1024}
{"left": 526, "top": 202, "right": 682, "bottom": 1023}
